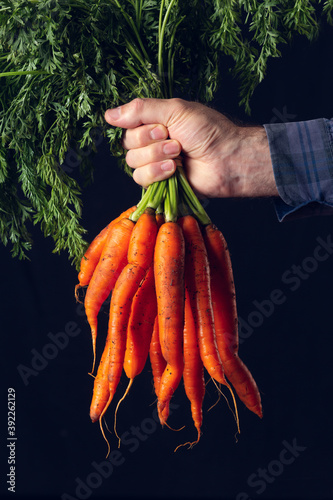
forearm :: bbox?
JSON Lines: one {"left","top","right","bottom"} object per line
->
{"left": 217, "top": 125, "right": 279, "bottom": 198}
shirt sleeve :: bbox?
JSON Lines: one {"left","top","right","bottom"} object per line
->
{"left": 263, "top": 118, "right": 333, "bottom": 221}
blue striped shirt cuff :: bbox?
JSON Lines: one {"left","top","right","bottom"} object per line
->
{"left": 263, "top": 118, "right": 333, "bottom": 221}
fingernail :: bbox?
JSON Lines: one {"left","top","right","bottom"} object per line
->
{"left": 163, "top": 141, "right": 179, "bottom": 155}
{"left": 160, "top": 160, "right": 175, "bottom": 172}
{"left": 150, "top": 126, "right": 166, "bottom": 140}
{"left": 106, "top": 107, "right": 121, "bottom": 121}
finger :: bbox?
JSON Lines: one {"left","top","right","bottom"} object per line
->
{"left": 104, "top": 97, "right": 183, "bottom": 129}
{"left": 125, "top": 139, "right": 181, "bottom": 169}
{"left": 132, "top": 160, "right": 176, "bottom": 188}
{"left": 123, "top": 124, "right": 168, "bottom": 150}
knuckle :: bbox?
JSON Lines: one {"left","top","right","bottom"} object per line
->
{"left": 170, "top": 97, "right": 184, "bottom": 108}
{"left": 168, "top": 98, "right": 191, "bottom": 127}
{"left": 129, "top": 97, "right": 145, "bottom": 113}
{"left": 169, "top": 97, "right": 186, "bottom": 115}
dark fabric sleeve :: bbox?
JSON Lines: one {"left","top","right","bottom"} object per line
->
{"left": 263, "top": 118, "right": 333, "bottom": 221}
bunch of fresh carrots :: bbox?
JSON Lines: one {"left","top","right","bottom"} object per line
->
{"left": 75, "top": 162, "right": 262, "bottom": 453}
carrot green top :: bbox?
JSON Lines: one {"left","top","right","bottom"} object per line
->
{"left": 0, "top": 0, "right": 328, "bottom": 266}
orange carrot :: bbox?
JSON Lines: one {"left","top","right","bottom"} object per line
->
{"left": 123, "top": 209, "right": 164, "bottom": 383}
{"left": 178, "top": 215, "right": 239, "bottom": 432}
{"left": 101, "top": 210, "right": 158, "bottom": 416}
{"left": 145, "top": 212, "right": 166, "bottom": 398}
{"left": 182, "top": 287, "right": 205, "bottom": 445}
{"left": 154, "top": 222, "right": 185, "bottom": 425}
{"left": 114, "top": 263, "right": 159, "bottom": 448}
{"left": 122, "top": 210, "right": 164, "bottom": 381}
{"left": 123, "top": 264, "right": 157, "bottom": 379}
{"left": 147, "top": 212, "right": 166, "bottom": 398}
{"left": 75, "top": 205, "right": 136, "bottom": 298}
{"left": 203, "top": 223, "right": 262, "bottom": 418}
{"left": 178, "top": 215, "right": 229, "bottom": 387}
{"left": 149, "top": 317, "right": 166, "bottom": 398}
{"left": 84, "top": 217, "right": 135, "bottom": 373}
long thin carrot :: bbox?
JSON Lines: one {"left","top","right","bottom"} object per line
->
{"left": 147, "top": 213, "right": 167, "bottom": 398}
{"left": 123, "top": 208, "right": 164, "bottom": 383}
{"left": 123, "top": 264, "right": 157, "bottom": 379}
{"left": 154, "top": 221, "right": 185, "bottom": 425}
{"left": 178, "top": 215, "right": 239, "bottom": 431}
{"left": 203, "top": 223, "right": 263, "bottom": 418}
{"left": 178, "top": 216, "right": 227, "bottom": 385}
{"left": 84, "top": 217, "right": 135, "bottom": 373}
{"left": 101, "top": 210, "right": 158, "bottom": 419}
{"left": 182, "top": 287, "right": 205, "bottom": 446}
{"left": 115, "top": 262, "right": 158, "bottom": 448}
{"left": 149, "top": 317, "right": 166, "bottom": 398}
{"left": 75, "top": 205, "right": 136, "bottom": 298}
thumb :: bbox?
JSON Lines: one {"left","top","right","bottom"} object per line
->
{"left": 104, "top": 97, "right": 181, "bottom": 129}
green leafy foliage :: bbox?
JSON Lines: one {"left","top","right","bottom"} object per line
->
{"left": 0, "top": 0, "right": 329, "bottom": 266}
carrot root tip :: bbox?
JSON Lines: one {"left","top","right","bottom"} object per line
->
{"left": 212, "top": 378, "right": 240, "bottom": 435}
{"left": 99, "top": 415, "right": 111, "bottom": 459}
{"left": 164, "top": 421, "right": 185, "bottom": 432}
{"left": 114, "top": 379, "right": 134, "bottom": 448}
{"left": 174, "top": 433, "right": 200, "bottom": 453}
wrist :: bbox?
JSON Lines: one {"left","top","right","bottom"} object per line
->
{"left": 223, "top": 126, "right": 278, "bottom": 198}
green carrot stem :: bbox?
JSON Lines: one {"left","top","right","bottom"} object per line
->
{"left": 130, "top": 163, "right": 210, "bottom": 224}
{"left": 130, "top": 183, "right": 155, "bottom": 221}
{"left": 135, "top": 0, "right": 143, "bottom": 29}
{"left": 130, "top": 180, "right": 166, "bottom": 221}
{"left": 177, "top": 166, "right": 211, "bottom": 225}
{"left": 148, "top": 180, "right": 167, "bottom": 210}
{"left": 158, "top": 0, "right": 177, "bottom": 96}
{"left": 0, "top": 70, "right": 47, "bottom": 78}
{"left": 158, "top": 0, "right": 166, "bottom": 84}
{"left": 168, "top": 174, "right": 178, "bottom": 222}
{"left": 180, "top": 185, "right": 208, "bottom": 224}
{"left": 156, "top": 203, "right": 164, "bottom": 214}
{"left": 167, "top": 15, "right": 185, "bottom": 98}
{"left": 178, "top": 189, "right": 191, "bottom": 218}
{"left": 111, "top": 0, "right": 151, "bottom": 64}
{"left": 164, "top": 183, "right": 172, "bottom": 223}
{"left": 162, "top": 175, "right": 177, "bottom": 222}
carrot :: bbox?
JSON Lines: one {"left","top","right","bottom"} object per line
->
{"left": 103, "top": 209, "right": 158, "bottom": 415}
{"left": 115, "top": 262, "right": 158, "bottom": 449}
{"left": 123, "top": 209, "right": 164, "bottom": 382}
{"left": 149, "top": 317, "right": 166, "bottom": 398}
{"left": 146, "top": 212, "right": 166, "bottom": 399}
{"left": 154, "top": 221, "right": 185, "bottom": 425}
{"left": 178, "top": 216, "right": 227, "bottom": 385}
{"left": 182, "top": 287, "right": 205, "bottom": 445}
{"left": 123, "top": 264, "right": 157, "bottom": 379}
{"left": 203, "top": 223, "right": 262, "bottom": 418}
{"left": 75, "top": 205, "right": 136, "bottom": 299}
{"left": 84, "top": 217, "right": 135, "bottom": 373}
{"left": 178, "top": 215, "right": 239, "bottom": 430}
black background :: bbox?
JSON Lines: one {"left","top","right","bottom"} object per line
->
{"left": 2, "top": 19, "right": 333, "bottom": 500}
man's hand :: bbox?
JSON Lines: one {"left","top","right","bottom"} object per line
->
{"left": 105, "top": 98, "right": 278, "bottom": 199}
